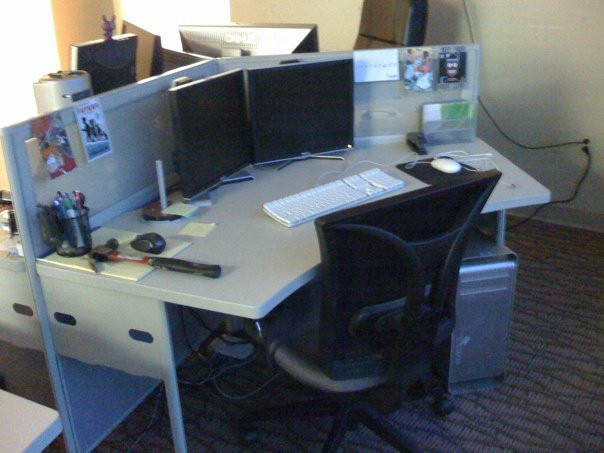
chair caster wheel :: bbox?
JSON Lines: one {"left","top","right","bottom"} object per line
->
{"left": 239, "top": 424, "right": 259, "bottom": 444}
{"left": 432, "top": 394, "right": 454, "bottom": 416}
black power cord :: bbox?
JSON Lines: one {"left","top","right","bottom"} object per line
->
{"left": 478, "top": 97, "right": 589, "bottom": 150}
{"left": 126, "top": 387, "right": 165, "bottom": 452}
{"left": 461, "top": 0, "right": 592, "bottom": 227}
{"left": 462, "top": 0, "right": 589, "bottom": 151}
{"left": 507, "top": 146, "right": 592, "bottom": 231}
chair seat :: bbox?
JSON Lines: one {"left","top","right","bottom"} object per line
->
{"left": 259, "top": 280, "right": 388, "bottom": 393}
{"left": 272, "top": 342, "right": 388, "bottom": 393}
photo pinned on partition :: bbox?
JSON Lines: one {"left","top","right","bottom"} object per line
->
{"left": 403, "top": 48, "right": 435, "bottom": 92}
{"left": 74, "top": 97, "right": 113, "bottom": 162}
{"left": 438, "top": 49, "right": 467, "bottom": 89}
{"left": 31, "top": 112, "right": 77, "bottom": 180}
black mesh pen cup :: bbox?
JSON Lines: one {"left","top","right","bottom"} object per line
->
{"left": 56, "top": 207, "right": 92, "bottom": 257}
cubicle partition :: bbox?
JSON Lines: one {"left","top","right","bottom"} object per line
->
{"left": 1, "top": 45, "right": 483, "bottom": 452}
{"left": 1, "top": 59, "right": 224, "bottom": 452}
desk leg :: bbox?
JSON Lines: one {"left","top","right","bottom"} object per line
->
{"left": 153, "top": 301, "right": 187, "bottom": 453}
{"left": 496, "top": 210, "right": 506, "bottom": 247}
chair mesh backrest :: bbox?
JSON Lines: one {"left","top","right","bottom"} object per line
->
{"left": 314, "top": 169, "right": 501, "bottom": 379}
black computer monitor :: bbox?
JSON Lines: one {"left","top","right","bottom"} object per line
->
{"left": 169, "top": 70, "right": 252, "bottom": 200}
{"left": 70, "top": 34, "right": 138, "bottom": 95}
{"left": 179, "top": 23, "right": 318, "bottom": 57}
{"left": 247, "top": 59, "right": 354, "bottom": 165}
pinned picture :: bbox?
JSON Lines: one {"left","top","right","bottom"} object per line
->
{"left": 438, "top": 49, "right": 467, "bottom": 89}
{"left": 74, "top": 98, "right": 113, "bottom": 162}
{"left": 403, "top": 48, "right": 434, "bottom": 92}
{"left": 31, "top": 113, "right": 77, "bottom": 180}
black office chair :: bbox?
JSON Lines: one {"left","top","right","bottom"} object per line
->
{"left": 240, "top": 169, "right": 501, "bottom": 452}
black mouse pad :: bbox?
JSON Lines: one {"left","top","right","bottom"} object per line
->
{"left": 396, "top": 158, "right": 476, "bottom": 185}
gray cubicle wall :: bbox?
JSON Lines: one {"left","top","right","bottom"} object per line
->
{"left": 2, "top": 45, "right": 479, "bottom": 261}
{"left": 1, "top": 59, "right": 220, "bottom": 260}
{"left": 0, "top": 58, "right": 221, "bottom": 452}
{"left": 219, "top": 45, "right": 480, "bottom": 140}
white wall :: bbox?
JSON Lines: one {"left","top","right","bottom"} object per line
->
{"left": 0, "top": 2, "right": 59, "bottom": 127}
{"left": 427, "top": 0, "right": 603, "bottom": 230}
{"left": 230, "top": 0, "right": 364, "bottom": 51}
{"left": 115, "top": 0, "right": 230, "bottom": 50}
{"left": 0, "top": 1, "right": 60, "bottom": 190}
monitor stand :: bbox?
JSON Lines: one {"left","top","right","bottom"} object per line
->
{"left": 220, "top": 169, "right": 255, "bottom": 185}
{"left": 187, "top": 170, "right": 255, "bottom": 207}
{"left": 273, "top": 152, "right": 346, "bottom": 171}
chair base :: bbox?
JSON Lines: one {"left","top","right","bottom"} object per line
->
{"left": 238, "top": 398, "right": 418, "bottom": 452}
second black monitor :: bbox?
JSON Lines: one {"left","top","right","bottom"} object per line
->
{"left": 248, "top": 59, "right": 354, "bottom": 165}
{"left": 169, "top": 70, "right": 252, "bottom": 200}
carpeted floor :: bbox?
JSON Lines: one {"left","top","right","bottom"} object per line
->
{"left": 98, "top": 219, "right": 604, "bottom": 452}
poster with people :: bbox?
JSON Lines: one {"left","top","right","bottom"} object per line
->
{"left": 31, "top": 113, "right": 77, "bottom": 179}
{"left": 403, "top": 48, "right": 434, "bottom": 92}
{"left": 74, "top": 98, "right": 113, "bottom": 162}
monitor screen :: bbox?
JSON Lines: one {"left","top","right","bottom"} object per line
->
{"left": 169, "top": 70, "right": 252, "bottom": 199}
{"left": 179, "top": 23, "right": 318, "bottom": 57}
{"left": 247, "top": 59, "right": 354, "bottom": 165}
{"left": 70, "top": 34, "right": 137, "bottom": 95}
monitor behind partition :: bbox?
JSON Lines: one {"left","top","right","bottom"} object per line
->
{"left": 179, "top": 23, "right": 318, "bottom": 57}
{"left": 169, "top": 69, "right": 253, "bottom": 200}
{"left": 70, "top": 34, "right": 138, "bottom": 95}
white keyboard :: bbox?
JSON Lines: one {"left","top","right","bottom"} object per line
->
{"left": 263, "top": 168, "right": 404, "bottom": 227}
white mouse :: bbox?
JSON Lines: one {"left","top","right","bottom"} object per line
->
{"left": 430, "top": 158, "right": 462, "bottom": 174}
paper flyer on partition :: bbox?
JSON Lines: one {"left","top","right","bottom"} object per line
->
{"left": 31, "top": 112, "right": 77, "bottom": 180}
{"left": 74, "top": 98, "right": 113, "bottom": 162}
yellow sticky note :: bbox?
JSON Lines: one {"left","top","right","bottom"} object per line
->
{"left": 163, "top": 202, "right": 198, "bottom": 217}
{"left": 179, "top": 222, "right": 216, "bottom": 238}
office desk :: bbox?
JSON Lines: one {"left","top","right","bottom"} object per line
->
{"left": 35, "top": 139, "right": 549, "bottom": 452}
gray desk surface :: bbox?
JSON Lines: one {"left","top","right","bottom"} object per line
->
{"left": 35, "top": 139, "right": 549, "bottom": 319}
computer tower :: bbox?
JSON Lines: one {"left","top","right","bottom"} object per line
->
{"left": 447, "top": 240, "right": 518, "bottom": 394}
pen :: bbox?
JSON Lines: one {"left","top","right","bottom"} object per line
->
{"left": 52, "top": 198, "right": 66, "bottom": 219}
{"left": 64, "top": 194, "right": 77, "bottom": 218}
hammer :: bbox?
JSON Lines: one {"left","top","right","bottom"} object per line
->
{"left": 87, "top": 238, "right": 221, "bottom": 278}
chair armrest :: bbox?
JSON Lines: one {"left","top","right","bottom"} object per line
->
{"left": 272, "top": 343, "right": 387, "bottom": 393}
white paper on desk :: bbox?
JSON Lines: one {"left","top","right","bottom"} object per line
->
{"left": 38, "top": 227, "right": 191, "bottom": 281}
{"left": 179, "top": 222, "right": 215, "bottom": 238}
{"left": 353, "top": 49, "right": 400, "bottom": 83}
{"left": 162, "top": 202, "right": 198, "bottom": 218}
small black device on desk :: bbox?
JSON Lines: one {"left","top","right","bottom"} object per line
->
{"left": 406, "top": 132, "right": 427, "bottom": 154}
